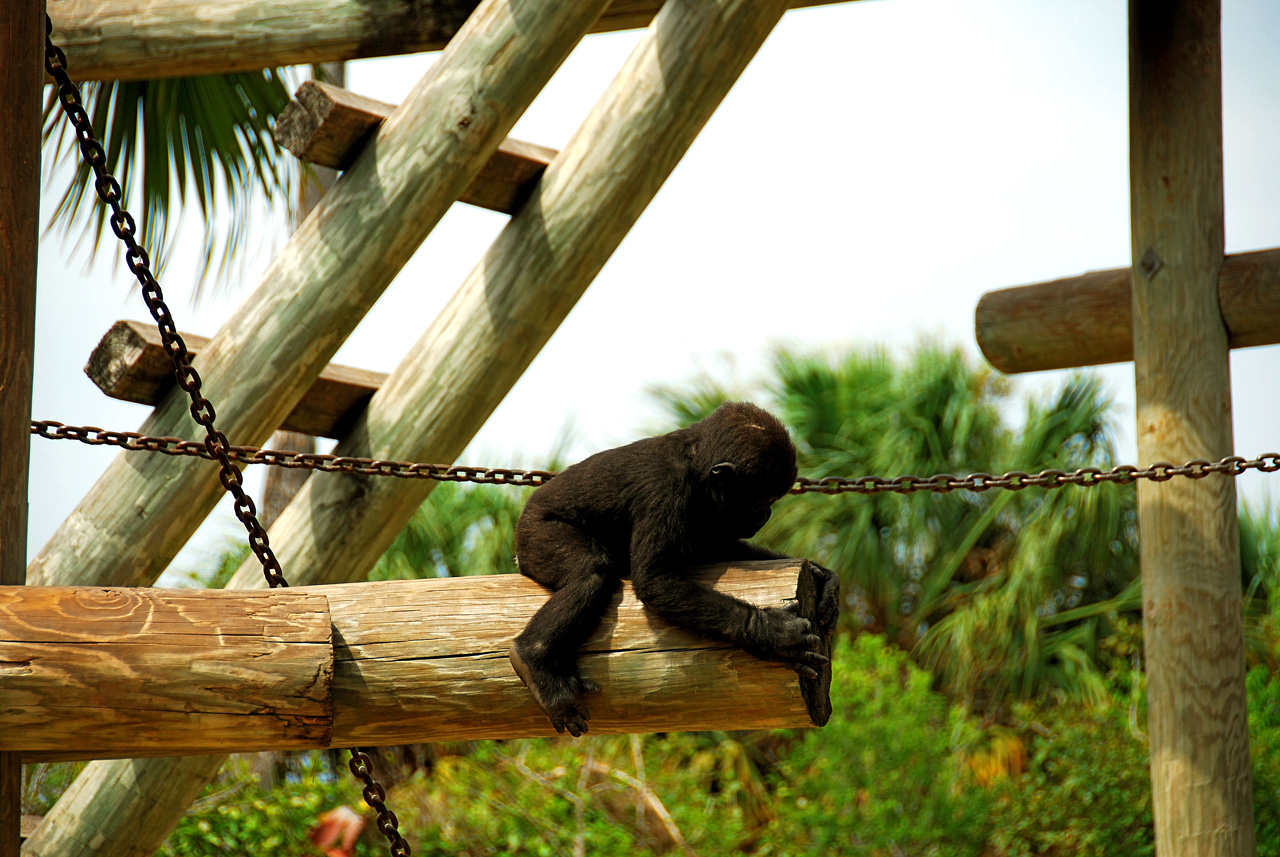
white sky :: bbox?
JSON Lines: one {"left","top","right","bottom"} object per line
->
{"left": 30, "top": 0, "right": 1280, "bottom": 579}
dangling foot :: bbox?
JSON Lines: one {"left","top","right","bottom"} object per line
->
{"left": 509, "top": 644, "right": 601, "bottom": 737}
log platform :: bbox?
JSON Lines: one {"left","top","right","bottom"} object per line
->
{"left": 0, "top": 560, "right": 832, "bottom": 762}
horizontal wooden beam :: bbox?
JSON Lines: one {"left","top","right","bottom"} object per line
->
{"left": 46, "top": 0, "right": 859, "bottom": 83}
{"left": 2, "top": 561, "right": 830, "bottom": 762}
{"left": 275, "top": 81, "right": 556, "bottom": 215}
{"left": 975, "top": 247, "right": 1280, "bottom": 373}
{"left": 86, "top": 320, "right": 383, "bottom": 439}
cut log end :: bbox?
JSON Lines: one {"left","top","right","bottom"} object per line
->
{"left": 795, "top": 560, "right": 834, "bottom": 727}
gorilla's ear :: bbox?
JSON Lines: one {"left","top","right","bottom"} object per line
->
{"left": 709, "top": 462, "right": 736, "bottom": 481}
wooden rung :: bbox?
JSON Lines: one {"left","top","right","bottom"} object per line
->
{"left": 86, "top": 320, "right": 384, "bottom": 439}
{"left": 2, "top": 561, "right": 832, "bottom": 762}
{"left": 274, "top": 80, "right": 558, "bottom": 215}
{"left": 975, "top": 247, "right": 1280, "bottom": 374}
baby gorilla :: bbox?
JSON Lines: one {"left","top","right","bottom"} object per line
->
{"left": 509, "top": 402, "right": 840, "bottom": 736}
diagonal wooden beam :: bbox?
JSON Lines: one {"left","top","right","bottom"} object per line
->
{"left": 28, "top": 0, "right": 611, "bottom": 591}
{"left": 974, "top": 247, "right": 1280, "bottom": 373}
{"left": 4, "top": 562, "right": 830, "bottom": 763}
{"left": 46, "top": 0, "right": 861, "bottom": 83}
{"left": 87, "top": 320, "right": 384, "bottom": 439}
{"left": 275, "top": 81, "right": 557, "bottom": 214}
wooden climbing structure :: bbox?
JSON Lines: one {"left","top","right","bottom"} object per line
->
{"left": 0, "top": 2, "right": 1270, "bottom": 857}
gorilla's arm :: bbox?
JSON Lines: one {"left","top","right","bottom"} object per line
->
{"left": 629, "top": 524, "right": 828, "bottom": 679}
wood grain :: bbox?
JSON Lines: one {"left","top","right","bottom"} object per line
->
{"left": 46, "top": 0, "right": 862, "bottom": 83}
{"left": 0, "top": 1, "right": 42, "bottom": 853}
{"left": 0, "top": 586, "right": 333, "bottom": 759}
{"left": 1129, "top": 2, "right": 1254, "bottom": 855}
{"left": 975, "top": 247, "right": 1280, "bottom": 373}
{"left": 4, "top": 562, "right": 830, "bottom": 762}
{"left": 29, "top": 0, "right": 611, "bottom": 591}
{"left": 86, "top": 320, "right": 385, "bottom": 439}
{"left": 274, "top": 81, "right": 557, "bottom": 214}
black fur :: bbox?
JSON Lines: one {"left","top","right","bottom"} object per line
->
{"left": 510, "top": 402, "right": 840, "bottom": 736}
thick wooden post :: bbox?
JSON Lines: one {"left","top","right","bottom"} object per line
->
{"left": 1130, "top": 2, "right": 1254, "bottom": 855}
{"left": 0, "top": 1, "right": 42, "bottom": 853}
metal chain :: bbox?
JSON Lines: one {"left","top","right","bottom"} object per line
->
{"left": 44, "top": 19, "right": 411, "bottom": 857}
{"left": 43, "top": 23, "right": 287, "bottom": 590}
{"left": 31, "top": 420, "right": 1280, "bottom": 496}
{"left": 348, "top": 751, "right": 411, "bottom": 857}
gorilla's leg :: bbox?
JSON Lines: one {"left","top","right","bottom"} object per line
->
{"left": 511, "top": 522, "right": 617, "bottom": 736}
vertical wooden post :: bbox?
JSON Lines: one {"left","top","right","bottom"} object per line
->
{"left": 1130, "top": 2, "right": 1255, "bottom": 855}
{"left": 0, "top": 1, "right": 43, "bottom": 853}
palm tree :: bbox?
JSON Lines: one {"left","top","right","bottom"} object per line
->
{"left": 649, "top": 344, "right": 1141, "bottom": 707}
{"left": 42, "top": 68, "right": 297, "bottom": 293}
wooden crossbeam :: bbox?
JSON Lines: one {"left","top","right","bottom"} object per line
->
{"left": 1, "top": 562, "right": 832, "bottom": 762}
{"left": 276, "top": 81, "right": 557, "bottom": 215}
{"left": 87, "top": 320, "right": 383, "bottom": 439}
{"left": 46, "top": 0, "right": 861, "bottom": 83}
{"left": 975, "top": 247, "right": 1280, "bottom": 374}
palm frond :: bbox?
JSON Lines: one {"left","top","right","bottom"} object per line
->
{"left": 42, "top": 69, "right": 296, "bottom": 297}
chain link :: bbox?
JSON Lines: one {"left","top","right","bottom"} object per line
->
{"left": 31, "top": 420, "right": 1280, "bottom": 495}
{"left": 45, "top": 19, "right": 411, "bottom": 856}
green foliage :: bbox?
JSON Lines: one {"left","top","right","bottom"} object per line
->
{"left": 369, "top": 481, "right": 529, "bottom": 580}
{"left": 985, "top": 704, "right": 1154, "bottom": 857}
{"left": 42, "top": 70, "right": 295, "bottom": 292}
{"left": 763, "top": 635, "right": 993, "bottom": 856}
{"left": 163, "top": 756, "right": 371, "bottom": 857}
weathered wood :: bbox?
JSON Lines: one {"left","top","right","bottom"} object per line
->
{"left": 0, "top": 586, "right": 333, "bottom": 759}
{"left": 2, "top": 562, "right": 829, "bottom": 762}
{"left": 86, "top": 320, "right": 385, "bottom": 439}
{"left": 227, "top": 0, "right": 797, "bottom": 605}
{"left": 1129, "top": 2, "right": 1254, "bottom": 856}
{"left": 975, "top": 247, "right": 1280, "bottom": 373}
{"left": 46, "top": 0, "right": 860, "bottom": 83}
{"left": 275, "top": 81, "right": 557, "bottom": 214}
{"left": 0, "top": 1, "right": 42, "bottom": 854}
{"left": 29, "top": 0, "right": 611, "bottom": 591}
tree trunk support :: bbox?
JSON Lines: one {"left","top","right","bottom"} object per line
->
{"left": 1129, "top": 2, "right": 1254, "bottom": 854}
{"left": 1, "top": 562, "right": 832, "bottom": 763}
{"left": 0, "top": 0, "right": 42, "bottom": 854}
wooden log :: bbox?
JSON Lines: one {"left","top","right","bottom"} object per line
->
{"left": 275, "top": 81, "right": 557, "bottom": 214}
{"left": 87, "top": 320, "right": 385, "bottom": 439}
{"left": 28, "top": 0, "right": 612, "bottom": 591}
{"left": 2, "top": 562, "right": 831, "bottom": 763}
{"left": 227, "top": 0, "right": 798, "bottom": 604}
{"left": 0, "top": 586, "right": 334, "bottom": 759}
{"left": 1129, "top": 3, "right": 1254, "bottom": 856}
{"left": 0, "top": 1, "right": 42, "bottom": 853}
{"left": 45, "top": 0, "right": 860, "bottom": 83}
{"left": 975, "top": 248, "right": 1280, "bottom": 373}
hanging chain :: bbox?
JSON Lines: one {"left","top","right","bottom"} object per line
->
{"left": 44, "top": 19, "right": 411, "bottom": 856}
{"left": 30, "top": 420, "right": 1280, "bottom": 496}
{"left": 43, "top": 23, "right": 287, "bottom": 590}
{"left": 348, "top": 751, "right": 410, "bottom": 857}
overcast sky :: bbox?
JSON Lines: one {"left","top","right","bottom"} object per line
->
{"left": 30, "top": 0, "right": 1280, "bottom": 578}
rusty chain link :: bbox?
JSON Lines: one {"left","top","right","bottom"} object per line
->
{"left": 30, "top": 420, "right": 1280, "bottom": 495}
{"left": 45, "top": 19, "right": 411, "bottom": 857}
